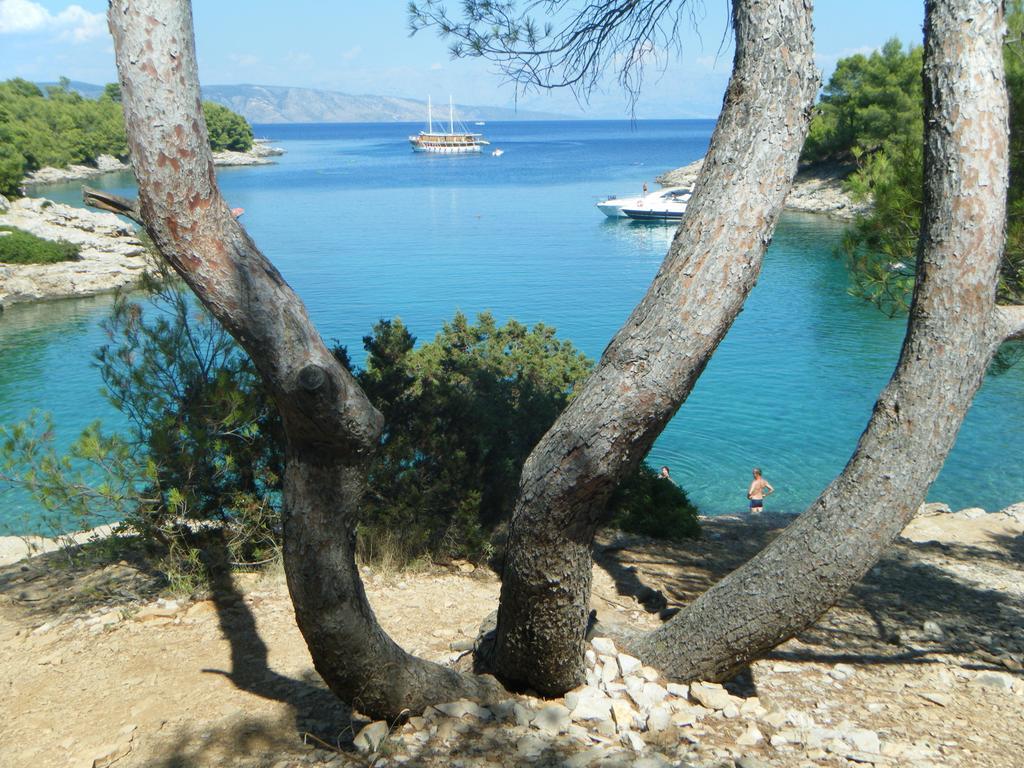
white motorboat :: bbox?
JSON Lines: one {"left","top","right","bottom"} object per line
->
{"left": 597, "top": 186, "right": 692, "bottom": 219}
{"left": 409, "top": 96, "right": 489, "bottom": 154}
{"left": 622, "top": 187, "right": 691, "bottom": 221}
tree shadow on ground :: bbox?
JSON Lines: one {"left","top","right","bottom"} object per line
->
{"left": 0, "top": 534, "right": 363, "bottom": 767}
{"left": 593, "top": 516, "right": 1024, "bottom": 678}
{"left": 191, "top": 534, "right": 355, "bottom": 747}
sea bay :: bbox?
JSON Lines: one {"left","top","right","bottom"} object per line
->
{"left": 2, "top": 119, "right": 1022, "bottom": 531}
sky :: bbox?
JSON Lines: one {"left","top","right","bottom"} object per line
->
{"left": 0, "top": 0, "right": 925, "bottom": 119}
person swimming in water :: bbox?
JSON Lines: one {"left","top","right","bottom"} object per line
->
{"left": 747, "top": 467, "right": 774, "bottom": 513}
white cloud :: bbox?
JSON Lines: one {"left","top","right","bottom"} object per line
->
{"left": 341, "top": 46, "right": 362, "bottom": 62}
{"left": 0, "top": 0, "right": 106, "bottom": 42}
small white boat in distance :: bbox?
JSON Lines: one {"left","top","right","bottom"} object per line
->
{"left": 597, "top": 186, "right": 692, "bottom": 219}
{"left": 491, "top": 148, "right": 504, "bottom": 157}
{"left": 410, "top": 96, "right": 489, "bottom": 154}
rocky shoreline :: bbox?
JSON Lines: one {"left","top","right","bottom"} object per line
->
{"left": 21, "top": 139, "right": 285, "bottom": 187}
{"left": 1, "top": 141, "right": 285, "bottom": 309}
{"left": 0, "top": 194, "right": 155, "bottom": 309}
{"left": 657, "top": 158, "right": 870, "bottom": 220}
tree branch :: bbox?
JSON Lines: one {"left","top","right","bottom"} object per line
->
{"left": 82, "top": 187, "right": 143, "bottom": 224}
{"left": 108, "top": 0, "right": 500, "bottom": 720}
{"left": 631, "top": 0, "right": 1010, "bottom": 683}
{"left": 491, "top": 0, "right": 819, "bottom": 694}
{"left": 997, "top": 304, "right": 1024, "bottom": 339}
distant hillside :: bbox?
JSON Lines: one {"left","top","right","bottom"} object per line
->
{"left": 200, "top": 84, "right": 567, "bottom": 124}
{"left": 37, "top": 81, "right": 568, "bottom": 124}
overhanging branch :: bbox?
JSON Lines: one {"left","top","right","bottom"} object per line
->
{"left": 82, "top": 187, "right": 142, "bottom": 225}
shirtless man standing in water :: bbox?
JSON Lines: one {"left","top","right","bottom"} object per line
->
{"left": 747, "top": 467, "right": 774, "bottom": 513}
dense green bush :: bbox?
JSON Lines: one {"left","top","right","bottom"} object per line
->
{"left": 355, "top": 312, "right": 595, "bottom": 559}
{"left": 609, "top": 464, "right": 700, "bottom": 541}
{"left": 202, "top": 101, "right": 254, "bottom": 152}
{"left": 1, "top": 280, "right": 700, "bottom": 575}
{"left": 802, "top": 39, "right": 923, "bottom": 165}
{"left": 0, "top": 77, "right": 126, "bottom": 197}
{"left": 0, "top": 226, "right": 80, "bottom": 264}
{"left": 0, "top": 78, "right": 255, "bottom": 197}
{"left": 807, "top": 14, "right": 1024, "bottom": 310}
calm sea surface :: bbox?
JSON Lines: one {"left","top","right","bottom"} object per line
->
{"left": 2, "top": 119, "right": 1022, "bottom": 532}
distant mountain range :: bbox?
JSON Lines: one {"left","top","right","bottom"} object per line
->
{"left": 40, "top": 81, "right": 568, "bottom": 124}
{"left": 202, "top": 85, "right": 568, "bottom": 124}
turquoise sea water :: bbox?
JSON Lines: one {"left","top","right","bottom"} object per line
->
{"left": 2, "top": 119, "right": 1022, "bottom": 532}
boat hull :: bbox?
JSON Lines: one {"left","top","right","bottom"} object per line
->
{"left": 410, "top": 142, "right": 484, "bottom": 154}
{"left": 622, "top": 207, "right": 686, "bottom": 221}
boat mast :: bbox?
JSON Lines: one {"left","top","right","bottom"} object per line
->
{"left": 428, "top": 95, "right": 432, "bottom": 134}
{"left": 449, "top": 95, "right": 454, "bottom": 134}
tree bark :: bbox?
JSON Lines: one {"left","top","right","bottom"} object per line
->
{"left": 491, "top": 0, "right": 819, "bottom": 695}
{"left": 630, "top": 0, "right": 1010, "bottom": 681}
{"left": 108, "top": 0, "right": 500, "bottom": 720}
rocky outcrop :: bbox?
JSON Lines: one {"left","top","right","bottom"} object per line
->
{"left": 23, "top": 154, "right": 130, "bottom": 186}
{"left": 657, "top": 158, "right": 871, "bottom": 220}
{"left": 210, "top": 139, "right": 285, "bottom": 166}
{"left": 0, "top": 197, "right": 155, "bottom": 308}
{"left": 22, "top": 141, "right": 285, "bottom": 187}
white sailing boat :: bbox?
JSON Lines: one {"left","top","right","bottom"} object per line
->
{"left": 409, "top": 96, "right": 489, "bottom": 154}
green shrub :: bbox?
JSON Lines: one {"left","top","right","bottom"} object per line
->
{"left": 0, "top": 226, "right": 80, "bottom": 264}
{"left": 202, "top": 101, "right": 254, "bottom": 152}
{"left": 609, "top": 463, "right": 700, "bottom": 541}
{"left": 0, "top": 79, "right": 254, "bottom": 197}
{"left": 1, "top": 280, "right": 699, "bottom": 575}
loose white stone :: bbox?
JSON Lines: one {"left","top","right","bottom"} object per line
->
{"left": 435, "top": 699, "right": 493, "bottom": 720}
{"left": 516, "top": 734, "right": 546, "bottom": 759}
{"left": 974, "top": 671, "right": 1014, "bottom": 691}
{"left": 585, "top": 649, "right": 597, "bottom": 668}
{"left": 513, "top": 703, "right": 535, "bottom": 727}
{"left": 490, "top": 699, "right": 518, "bottom": 722}
{"left": 600, "top": 655, "right": 619, "bottom": 685}
{"left": 570, "top": 689, "right": 613, "bottom": 722}
{"left": 688, "top": 682, "right": 733, "bottom": 711}
{"left": 639, "top": 666, "right": 661, "bottom": 683}
{"left": 844, "top": 728, "right": 881, "bottom": 754}
{"left": 611, "top": 699, "right": 640, "bottom": 732}
{"left": 617, "top": 653, "right": 642, "bottom": 676}
{"left": 622, "top": 730, "right": 646, "bottom": 753}
{"left": 737, "top": 723, "right": 764, "bottom": 746}
{"left": 830, "top": 663, "right": 857, "bottom": 680}
{"left": 532, "top": 704, "right": 571, "bottom": 735}
{"left": 591, "top": 637, "right": 618, "bottom": 656}
{"left": 646, "top": 705, "right": 671, "bottom": 733}
{"left": 670, "top": 705, "right": 706, "bottom": 727}
{"left": 563, "top": 746, "right": 608, "bottom": 768}
{"left": 665, "top": 682, "right": 689, "bottom": 699}
{"left": 595, "top": 718, "right": 617, "bottom": 739}
{"left": 354, "top": 721, "right": 390, "bottom": 753}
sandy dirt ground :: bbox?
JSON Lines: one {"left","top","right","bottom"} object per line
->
{"left": 1, "top": 510, "right": 1021, "bottom": 768}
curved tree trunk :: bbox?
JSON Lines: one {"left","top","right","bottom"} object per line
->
{"left": 108, "top": 0, "right": 500, "bottom": 720}
{"left": 491, "top": 0, "right": 819, "bottom": 695}
{"left": 630, "top": 0, "right": 1011, "bottom": 680}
